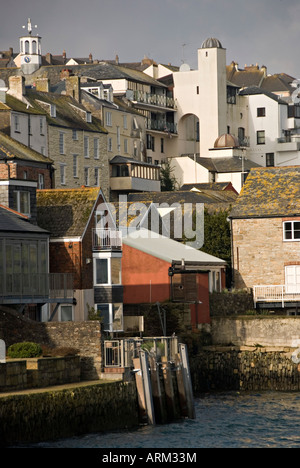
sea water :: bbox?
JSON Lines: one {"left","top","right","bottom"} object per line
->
{"left": 26, "top": 391, "right": 300, "bottom": 448}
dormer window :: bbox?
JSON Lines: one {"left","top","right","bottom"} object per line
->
{"left": 86, "top": 112, "right": 92, "bottom": 123}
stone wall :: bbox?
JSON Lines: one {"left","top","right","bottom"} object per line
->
{"left": 0, "top": 361, "right": 27, "bottom": 392}
{"left": 0, "top": 356, "right": 80, "bottom": 392}
{"left": 0, "top": 381, "right": 138, "bottom": 446}
{"left": 209, "top": 290, "right": 254, "bottom": 316}
{"left": 190, "top": 346, "right": 300, "bottom": 394}
{"left": 0, "top": 310, "right": 102, "bottom": 380}
{"left": 211, "top": 316, "right": 300, "bottom": 347}
{"left": 231, "top": 216, "right": 300, "bottom": 289}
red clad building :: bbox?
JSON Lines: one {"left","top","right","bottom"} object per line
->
{"left": 122, "top": 229, "right": 226, "bottom": 327}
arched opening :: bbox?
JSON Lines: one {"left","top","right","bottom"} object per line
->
{"left": 25, "top": 40, "right": 30, "bottom": 54}
{"left": 177, "top": 113, "right": 200, "bottom": 157}
{"left": 32, "top": 40, "right": 37, "bottom": 54}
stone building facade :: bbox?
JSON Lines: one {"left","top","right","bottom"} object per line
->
{"left": 229, "top": 166, "right": 300, "bottom": 301}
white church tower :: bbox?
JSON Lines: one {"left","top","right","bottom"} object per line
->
{"left": 198, "top": 37, "right": 227, "bottom": 156}
{"left": 20, "top": 18, "right": 42, "bottom": 74}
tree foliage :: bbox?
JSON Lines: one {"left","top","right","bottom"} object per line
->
{"left": 160, "top": 161, "right": 177, "bottom": 191}
{"left": 201, "top": 208, "right": 232, "bottom": 285}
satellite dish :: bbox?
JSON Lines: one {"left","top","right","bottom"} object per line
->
{"left": 180, "top": 63, "right": 190, "bottom": 72}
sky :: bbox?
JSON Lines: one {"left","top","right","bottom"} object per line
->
{"left": 0, "top": 0, "right": 299, "bottom": 78}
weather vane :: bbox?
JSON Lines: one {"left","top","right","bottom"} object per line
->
{"left": 22, "top": 18, "right": 37, "bottom": 35}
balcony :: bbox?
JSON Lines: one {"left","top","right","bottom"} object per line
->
{"left": 276, "top": 135, "right": 300, "bottom": 151}
{"left": 253, "top": 285, "right": 300, "bottom": 309}
{"left": 0, "top": 273, "right": 74, "bottom": 304}
{"left": 130, "top": 90, "right": 176, "bottom": 110}
{"left": 110, "top": 156, "right": 161, "bottom": 193}
{"left": 146, "top": 119, "right": 178, "bottom": 135}
{"left": 93, "top": 229, "right": 122, "bottom": 251}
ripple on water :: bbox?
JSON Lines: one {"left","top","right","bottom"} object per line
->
{"left": 21, "top": 391, "right": 300, "bottom": 448}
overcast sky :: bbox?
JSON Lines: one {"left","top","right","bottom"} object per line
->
{"left": 0, "top": 0, "right": 299, "bottom": 78}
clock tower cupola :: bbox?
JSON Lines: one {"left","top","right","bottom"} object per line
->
{"left": 20, "top": 18, "right": 42, "bottom": 74}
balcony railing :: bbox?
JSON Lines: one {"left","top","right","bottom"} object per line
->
{"left": 93, "top": 228, "right": 122, "bottom": 251}
{"left": 253, "top": 285, "right": 300, "bottom": 308}
{"left": 104, "top": 336, "right": 179, "bottom": 368}
{"left": 146, "top": 119, "right": 177, "bottom": 134}
{"left": 0, "top": 273, "right": 74, "bottom": 304}
{"left": 132, "top": 90, "right": 176, "bottom": 109}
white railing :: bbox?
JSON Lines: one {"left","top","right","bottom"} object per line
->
{"left": 104, "top": 337, "right": 179, "bottom": 368}
{"left": 93, "top": 229, "right": 122, "bottom": 251}
{"left": 253, "top": 285, "right": 300, "bottom": 308}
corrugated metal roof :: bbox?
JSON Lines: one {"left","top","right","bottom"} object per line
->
{"left": 123, "top": 228, "right": 226, "bottom": 265}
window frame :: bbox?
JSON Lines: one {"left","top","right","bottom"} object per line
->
{"left": 283, "top": 220, "right": 300, "bottom": 241}
{"left": 94, "top": 138, "right": 99, "bottom": 159}
{"left": 257, "top": 107, "right": 266, "bottom": 117}
{"left": 106, "top": 111, "right": 112, "bottom": 127}
{"left": 59, "top": 132, "right": 65, "bottom": 154}
{"left": 94, "top": 255, "right": 122, "bottom": 286}
{"left": 256, "top": 130, "right": 265, "bottom": 145}
{"left": 13, "top": 190, "right": 31, "bottom": 216}
{"left": 84, "top": 136, "right": 89, "bottom": 158}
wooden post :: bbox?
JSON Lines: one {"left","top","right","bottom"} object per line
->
{"left": 179, "top": 343, "right": 196, "bottom": 419}
{"left": 0, "top": 339, "right": 5, "bottom": 364}
{"left": 175, "top": 353, "right": 189, "bottom": 417}
{"left": 149, "top": 356, "right": 167, "bottom": 424}
{"left": 133, "top": 357, "right": 147, "bottom": 423}
{"left": 139, "top": 350, "right": 155, "bottom": 425}
{"left": 161, "top": 356, "right": 178, "bottom": 420}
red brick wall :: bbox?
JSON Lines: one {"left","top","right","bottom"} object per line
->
{"left": 16, "top": 164, "right": 52, "bottom": 189}
{"left": 0, "top": 161, "right": 52, "bottom": 189}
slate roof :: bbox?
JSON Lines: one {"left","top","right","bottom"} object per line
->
{"left": 261, "top": 74, "right": 295, "bottom": 94}
{"left": 226, "top": 65, "right": 264, "bottom": 88}
{"left": 127, "top": 189, "right": 238, "bottom": 213}
{"left": 0, "top": 204, "right": 49, "bottom": 234}
{"left": 196, "top": 156, "right": 261, "bottom": 173}
{"left": 238, "top": 86, "right": 288, "bottom": 105}
{"left": 24, "top": 90, "right": 107, "bottom": 134}
{"left": 0, "top": 131, "right": 53, "bottom": 164}
{"left": 22, "top": 62, "right": 168, "bottom": 89}
{"left": 36, "top": 188, "right": 103, "bottom": 238}
{"left": 180, "top": 182, "right": 237, "bottom": 193}
{"left": 229, "top": 166, "right": 300, "bottom": 219}
{"left": 110, "top": 155, "right": 158, "bottom": 167}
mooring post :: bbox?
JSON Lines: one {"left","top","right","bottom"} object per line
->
{"left": 149, "top": 356, "right": 167, "bottom": 424}
{"left": 179, "top": 343, "right": 196, "bottom": 419}
{"left": 161, "top": 355, "right": 178, "bottom": 420}
{"left": 175, "top": 353, "right": 189, "bottom": 417}
{"left": 0, "top": 339, "right": 5, "bottom": 364}
{"left": 139, "top": 350, "right": 156, "bottom": 425}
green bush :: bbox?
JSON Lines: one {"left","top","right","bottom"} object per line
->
{"left": 7, "top": 342, "right": 43, "bottom": 358}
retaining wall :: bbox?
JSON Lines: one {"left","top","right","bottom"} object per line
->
{"left": 0, "top": 380, "right": 138, "bottom": 447}
{"left": 211, "top": 316, "right": 300, "bottom": 347}
{"left": 0, "top": 356, "right": 81, "bottom": 392}
{"left": 190, "top": 346, "right": 300, "bottom": 394}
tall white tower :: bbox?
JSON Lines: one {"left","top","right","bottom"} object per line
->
{"left": 198, "top": 37, "right": 227, "bottom": 156}
{"left": 20, "top": 18, "right": 42, "bottom": 74}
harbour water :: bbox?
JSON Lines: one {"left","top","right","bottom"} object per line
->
{"left": 27, "top": 391, "right": 300, "bottom": 448}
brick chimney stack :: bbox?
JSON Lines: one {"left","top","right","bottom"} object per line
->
{"left": 7, "top": 76, "right": 25, "bottom": 100}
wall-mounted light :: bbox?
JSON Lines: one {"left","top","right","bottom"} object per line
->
{"left": 86, "top": 258, "right": 91, "bottom": 264}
